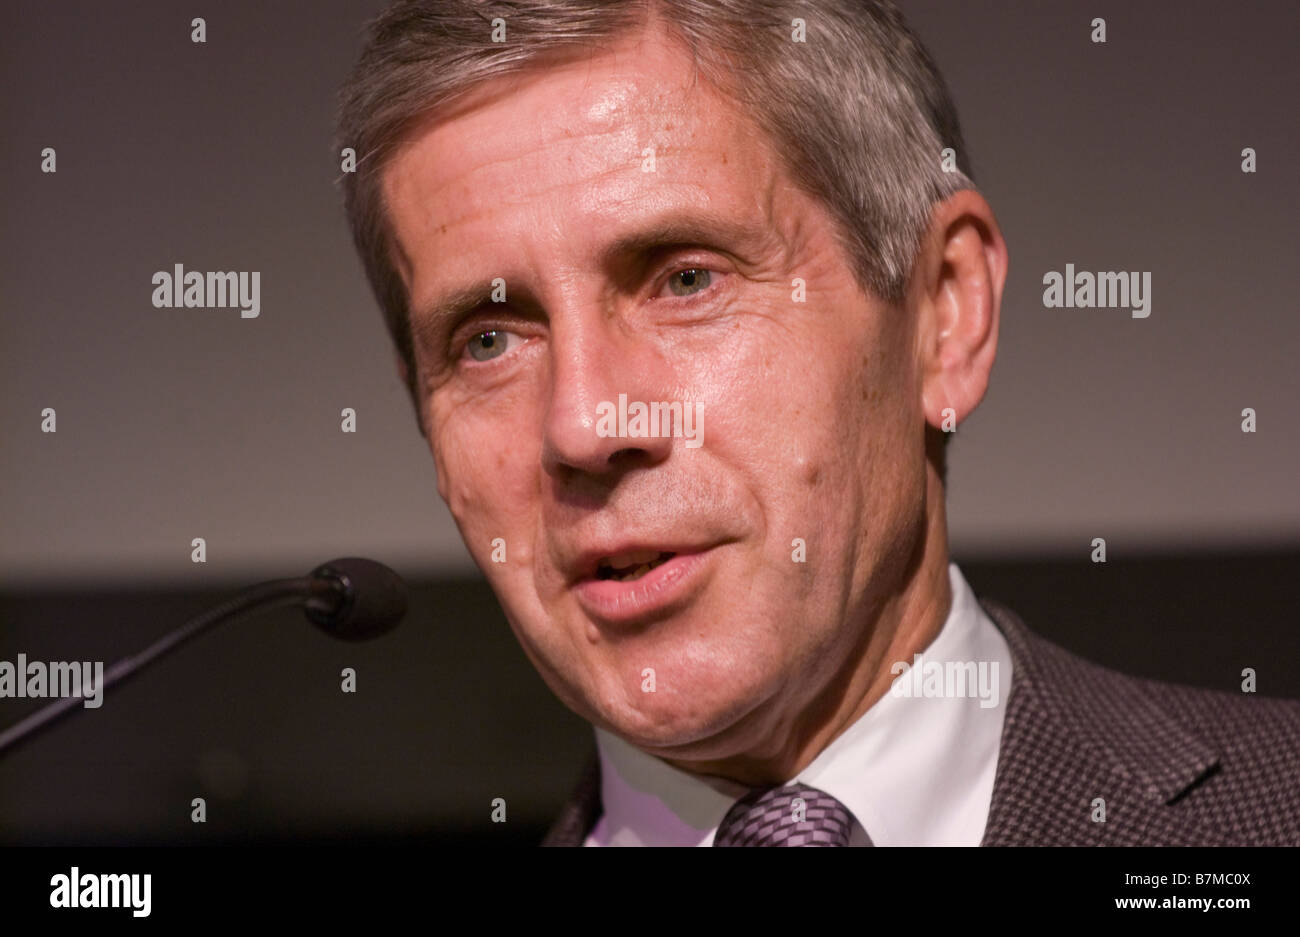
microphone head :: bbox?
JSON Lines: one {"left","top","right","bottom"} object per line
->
{"left": 304, "top": 557, "right": 407, "bottom": 641}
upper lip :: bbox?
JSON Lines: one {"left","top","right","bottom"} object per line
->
{"left": 565, "top": 541, "right": 713, "bottom": 584}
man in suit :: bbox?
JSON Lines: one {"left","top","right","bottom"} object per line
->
{"left": 335, "top": 0, "right": 1300, "bottom": 845}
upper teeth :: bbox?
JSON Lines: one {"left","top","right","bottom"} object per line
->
{"left": 598, "top": 551, "right": 673, "bottom": 580}
{"left": 601, "top": 549, "right": 664, "bottom": 570}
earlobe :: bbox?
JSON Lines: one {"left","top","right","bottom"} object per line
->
{"left": 916, "top": 190, "right": 1007, "bottom": 435}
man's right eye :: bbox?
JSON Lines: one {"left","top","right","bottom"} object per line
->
{"left": 464, "top": 329, "right": 520, "bottom": 362}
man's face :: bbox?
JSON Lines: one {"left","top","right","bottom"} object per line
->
{"left": 383, "top": 26, "right": 929, "bottom": 771}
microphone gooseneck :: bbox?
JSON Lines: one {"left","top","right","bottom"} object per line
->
{"left": 0, "top": 558, "right": 408, "bottom": 757}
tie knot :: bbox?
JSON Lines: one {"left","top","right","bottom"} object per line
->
{"left": 714, "top": 782, "right": 857, "bottom": 846}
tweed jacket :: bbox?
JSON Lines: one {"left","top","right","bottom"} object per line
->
{"left": 541, "top": 598, "right": 1300, "bottom": 846}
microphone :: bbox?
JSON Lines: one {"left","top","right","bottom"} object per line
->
{"left": 0, "top": 557, "right": 408, "bottom": 757}
{"left": 303, "top": 557, "right": 408, "bottom": 641}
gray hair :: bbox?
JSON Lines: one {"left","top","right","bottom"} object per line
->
{"left": 335, "top": 0, "right": 975, "bottom": 449}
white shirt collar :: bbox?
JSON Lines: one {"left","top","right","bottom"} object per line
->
{"left": 584, "top": 562, "right": 1013, "bottom": 846}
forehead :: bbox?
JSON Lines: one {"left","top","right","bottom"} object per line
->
{"left": 380, "top": 25, "right": 786, "bottom": 296}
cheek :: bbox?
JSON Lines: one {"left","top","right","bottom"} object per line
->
{"left": 739, "top": 315, "right": 912, "bottom": 576}
{"left": 431, "top": 417, "right": 539, "bottom": 561}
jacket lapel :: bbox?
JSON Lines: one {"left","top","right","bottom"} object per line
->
{"left": 978, "top": 598, "right": 1226, "bottom": 845}
{"left": 541, "top": 753, "right": 601, "bottom": 847}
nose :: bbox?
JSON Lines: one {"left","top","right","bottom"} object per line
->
{"left": 540, "top": 312, "right": 676, "bottom": 482}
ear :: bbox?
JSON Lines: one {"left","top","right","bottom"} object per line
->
{"left": 908, "top": 189, "right": 1007, "bottom": 438}
{"left": 395, "top": 351, "right": 428, "bottom": 439}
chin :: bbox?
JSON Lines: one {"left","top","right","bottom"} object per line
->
{"left": 595, "top": 671, "right": 771, "bottom": 755}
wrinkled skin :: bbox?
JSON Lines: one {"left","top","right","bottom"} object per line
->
{"left": 382, "top": 24, "right": 1006, "bottom": 785}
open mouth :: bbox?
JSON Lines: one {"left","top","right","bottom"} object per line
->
{"left": 595, "top": 551, "right": 676, "bottom": 582}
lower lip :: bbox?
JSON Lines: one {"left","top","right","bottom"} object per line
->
{"left": 573, "top": 550, "right": 713, "bottom": 626}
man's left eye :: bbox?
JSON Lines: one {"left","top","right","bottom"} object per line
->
{"left": 664, "top": 268, "right": 713, "bottom": 297}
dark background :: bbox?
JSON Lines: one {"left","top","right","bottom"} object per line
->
{"left": 3, "top": 552, "right": 1297, "bottom": 845}
{"left": 1, "top": 1, "right": 1296, "bottom": 844}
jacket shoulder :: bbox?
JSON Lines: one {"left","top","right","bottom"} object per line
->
{"left": 980, "top": 597, "right": 1300, "bottom": 845}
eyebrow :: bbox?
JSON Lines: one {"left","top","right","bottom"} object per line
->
{"left": 598, "top": 214, "right": 768, "bottom": 266}
{"left": 410, "top": 282, "right": 499, "bottom": 350}
{"left": 409, "top": 211, "right": 769, "bottom": 344}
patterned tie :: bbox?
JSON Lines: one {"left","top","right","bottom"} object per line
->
{"left": 713, "top": 782, "right": 861, "bottom": 846}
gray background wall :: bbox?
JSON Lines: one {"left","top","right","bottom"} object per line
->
{"left": 1, "top": 0, "right": 1297, "bottom": 843}
{"left": 2, "top": 0, "right": 1297, "bottom": 589}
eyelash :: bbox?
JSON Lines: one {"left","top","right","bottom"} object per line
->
{"left": 456, "top": 323, "right": 524, "bottom": 365}
{"left": 653, "top": 263, "right": 723, "bottom": 301}
{"left": 452, "top": 263, "right": 725, "bottom": 365}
